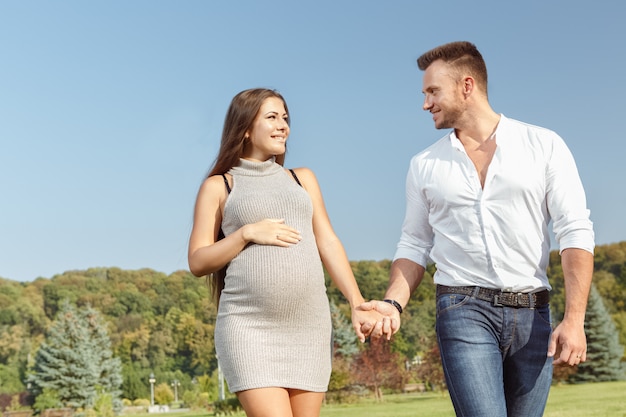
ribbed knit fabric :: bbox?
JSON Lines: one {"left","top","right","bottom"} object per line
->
{"left": 215, "top": 158, "right": 332, "bottom": 393}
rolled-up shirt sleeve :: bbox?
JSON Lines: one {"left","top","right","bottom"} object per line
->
{"left": 546, "top": 133, "right": 595, "bottom": 254}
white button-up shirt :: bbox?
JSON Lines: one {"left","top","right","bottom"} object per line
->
{"left": 394, "top": 115, "right": 595, "bottom": 292}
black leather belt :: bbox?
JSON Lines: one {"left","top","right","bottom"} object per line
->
{"left": 436, "top": 285, "right": 549, "bottom": 308}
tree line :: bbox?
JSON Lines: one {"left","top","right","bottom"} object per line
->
{"left": 1, "top": 242, "right": 625, "bottom": 411}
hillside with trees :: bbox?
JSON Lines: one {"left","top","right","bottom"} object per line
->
{"left": 1, "top": 242, "right": 625, "bottom": 411}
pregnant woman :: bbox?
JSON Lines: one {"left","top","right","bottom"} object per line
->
{"left": 188, "top": 88, "right": 379, "bottom": 417}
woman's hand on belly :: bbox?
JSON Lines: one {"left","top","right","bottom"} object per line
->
{"left": 242, "top": 218, "right": 302, "bottom": 247}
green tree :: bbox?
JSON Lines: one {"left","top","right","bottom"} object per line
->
{"left": 330, "top": 300, "right": 358, "bottom": 357}
{"left": 398, "top": 264, "right": 437, "bottom": 361}
{"left": 93, "top": 392, "right": 115, "bottom": 417}
{"left": 32, "top": 388, "right": 62, "bottom": 414}
{"left": 570, "top": 284, "right": 626, "bottom": 382}
{"left": 27, "top": 301, "right": 123, "bottom": 410}
{"left": 413, "top": 344, "right": 446, "bottom": 391}
{"left": 154, "top": 383, "right": 174, "bottom": 405}
{"left": 0, "top": 363, "right": 24, "bottom": 394}
{"left": 81, "top": 305, "right": 123, "bottom": 412}
{"left": 194, "top": 372, "right": 219, "bottom": 403}
{"left": 42, "top": 282, "right": 80, "bottom": 318}
{"left": 28, "top": 301, "right": 97, "bottom": 408}
{"left": 121, "top": 363, "right": 147, "bottom": 401}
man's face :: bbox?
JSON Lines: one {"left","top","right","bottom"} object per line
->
{"left": 421, "top": 60, "right": 465, "bottom": 130}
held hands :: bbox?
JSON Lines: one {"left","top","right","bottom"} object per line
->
{"left": 351, "top": 307, "right": 387, "bottom": 343}
{"left": 356, "top": 300, "right": 401, "bottom": 341}
{"left": 242, "top": 219, "right": 302, "bottom": 247}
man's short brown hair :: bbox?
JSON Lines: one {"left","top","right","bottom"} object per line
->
{"left": 417, "top": 41, "right": 488, "bottom": 93}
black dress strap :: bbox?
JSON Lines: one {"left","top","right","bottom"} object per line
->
{"left": 221, "top": 174, "right": 231, "bottom": 194}
{"left": 289, "top": 169, "right": 302, "bottom": 187}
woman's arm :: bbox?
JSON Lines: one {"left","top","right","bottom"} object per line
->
{"left": 188, "top": 175, "right": 301, "bottom": 277}
{"left": 293, "top": 168, "right": 381, "bottom": 341}
{"left": 188, "top": 175, "right": 245, "bottom": 277}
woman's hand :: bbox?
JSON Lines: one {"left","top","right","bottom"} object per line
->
{"left": 242, "top": 218, "right": 302, "bottom": 247}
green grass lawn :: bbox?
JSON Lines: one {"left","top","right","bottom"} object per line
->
{"left": 543, "top": 381, "right": 626, "bottom": 417}
{"left": 319, "top": 381, "right": 626, "bottom": 416}
{"left": 320, "top": 391, "right": 455, "bottom": 417}
{"left": 127, "top": 381, "right": 626, "bottom": 417}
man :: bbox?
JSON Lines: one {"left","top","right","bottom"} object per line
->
{"left": 360, "top": 41, "right": 594, "bottom": 417}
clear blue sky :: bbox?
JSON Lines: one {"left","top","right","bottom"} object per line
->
{"left": 1, "top": 1, "right": 624, "bottom": 282}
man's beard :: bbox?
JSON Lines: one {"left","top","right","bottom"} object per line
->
{"left": 435, "top": 105, "right": 463, "bottom": 130}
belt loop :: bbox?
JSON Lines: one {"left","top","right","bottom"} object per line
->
{"left": 529, "top": 292, "right": 535, "bottom": 309}
{"left": 471, "top": 286, "right": 481, "bottom": 298}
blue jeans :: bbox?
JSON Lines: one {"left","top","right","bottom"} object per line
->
{"left": 436, "top": 289, "right": 553, "bottom": 417}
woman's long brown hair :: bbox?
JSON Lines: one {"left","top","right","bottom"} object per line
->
{"left": 206, "top": 88, "right": 290, "bottom": 304}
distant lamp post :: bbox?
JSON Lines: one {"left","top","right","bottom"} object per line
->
{"left": 149, "top": 373, "right": 156, "bottom": 406}
{"left": 217, "top": 361, "right": 225, "bottom": 401}
{"left": 171, "top": 379, "right": 180, "bottom": 403}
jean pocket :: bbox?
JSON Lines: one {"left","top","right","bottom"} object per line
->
{"left": 534, "top": 304, "right": 552, "bottom": 326}
{"left": 436, "top": 293, "right": 472, "bottom": 316}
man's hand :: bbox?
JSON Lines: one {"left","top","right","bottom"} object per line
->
{"left": 548, "top": 319, "right": 587, "bottom": 366}
{"left": 357, "top": 300, "right": 401, "bottom": 340}
{"left": 351, "top": 308, "right": 386, "bottom": 343}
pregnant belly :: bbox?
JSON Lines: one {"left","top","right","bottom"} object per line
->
{"left": 220, "top": 244, "right": 327, "bottom": 320}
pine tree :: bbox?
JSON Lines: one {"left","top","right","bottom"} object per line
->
{"left": 329, "top": 300, "right": 358, "bottom": 357}
{"left": 81, "top": 305, "right": 124, "bottom": 412}
{"left": 28, "top": 301, "right": 97, "bottom": 408}
{"left": 28, "top": 300, "right": 123, "bottom": 411}
{"left": 570, "top": 284, "right": 626, "bottom": 382}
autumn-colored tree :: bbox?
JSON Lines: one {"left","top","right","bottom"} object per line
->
{"left": 0, "top": 325, "right": 27, "bottom": 394}
{"left": 351, "top": 337, "right": 405, "bottom": 400}
{"left": 166, "top": 309, "right": 215, "bottom": 375}
{"left": 115, "top": 321, "right": 151, "bottom": 367}
{"left": 0, "top": 279, "right": 46, "bottom": 395}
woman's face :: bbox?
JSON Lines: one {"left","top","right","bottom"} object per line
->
{"left": 243, "top": 97, "right": 290, "bottom": 161}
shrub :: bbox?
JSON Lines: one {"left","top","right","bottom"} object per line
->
{"left": 213, "top": 398, "right": 241, "bottom": 415}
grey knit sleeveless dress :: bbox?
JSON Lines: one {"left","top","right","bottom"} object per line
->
{"left": 215, "top": 158, "right": 332, "bottom": 393}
